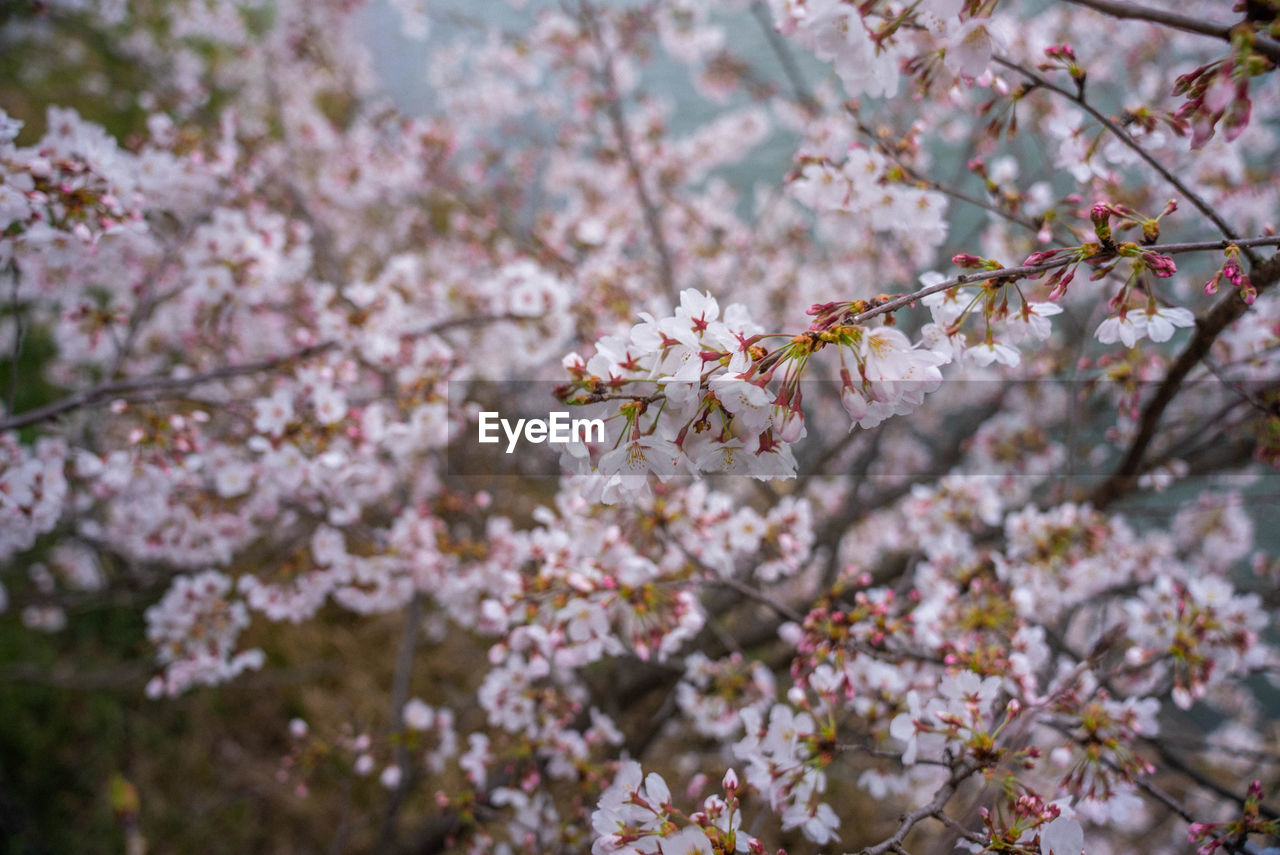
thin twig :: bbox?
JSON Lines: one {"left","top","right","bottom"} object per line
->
{"left": 1140, "top": 734, "right": 1280, "bottom": 822}
{"left": 5, "top": 259, "right": 20, "bottom": 415}
{"left": 709, "top": 574, "right": 804, "bottom": 623}
{"left": 856, "top": 760, "right": 980, "bottom": 855}
{"left": 374, "top": 592, "right": 425, "bottom": 852}
{"left": 750, "top": 0, "right": 821, "bottom": 114}
{"left": 933, "top": 809, "right": 988, "bottom": 845}
{"left": 0, "top": 312, "right": 523, "bottom": 433}
{"left": 1091, "top": 249, "right": 1280, "bottom": 508}
{"left": 0, "top": 341, "right": 339, "bottom": 433}
{"left": 579, "top": 0, "right": 679, "bottom": 303}
{"left": 846, "top": 111, "right": 1057, "bottom": 242}
{"left": 1199, "top": 355, "right": 1276, "bottom": 415}
{"left": 994, "top": 56, "right": 1256, "bottom": 264}
{"left": 848, "top": 236, "right": 1280, "bottom": 328}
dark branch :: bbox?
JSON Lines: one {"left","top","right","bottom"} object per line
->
{"left": 994, "top": 56, "right": 1254, "bottom": 262}
{"left": 1063, "top": 0, "right": 1280, "bottom": 63}
{"left": 1091, "top": 250, "right": 1280, "bottom": 508}
{"left": 0, "top": 313, "right": 523, "bottom": 433}
{"left": 579, "top": 0, "right": 679, "bottom": 303}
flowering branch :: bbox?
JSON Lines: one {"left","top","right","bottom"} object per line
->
{"left": 853, "top": 758, "right": 981, "bottom": 855}
{"left": 0, "top": 313, "right": 523, "bottom": 433}
{"left": 844, "top": 111, "right": 1055, "bottom": 242}
{"left": 849, "top": 237, "right": 1280, "bottom": 327}
{"left": 1092, "top": 249, "right": 1280, "bottom": 508}
{"left": 994, "top": 56, "right": 1254, "bottom": 260}
{"left": 578, "top": 0, "right": 679, "bottom": 303}
{"left": 750, "top": 0, "right": 821, "bottom": 114}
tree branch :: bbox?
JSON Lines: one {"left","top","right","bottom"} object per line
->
{"left": 375, "top": 592, "right": 426, "bottom": 852}
{"left": 994, "top": 56, "right": 1255, "bottom": 262}
{"left": 848, "top": 236, "right": 1280, "bottom": 327}
{"left": 1090, "top": 249, "right": 1280, "bottom": 508}
{"left": 845, "top": 111, "right": 1057, "bottom": 243}
{"left": 0, "top": 313, "right": 523, "bottom": 433}
{"left": 853, "top": 760, "right": 980, "bottom": 855}
{"left": 579, "top": 0, "right": 679, "bottom": 304}
{"left": 750, "top": 0, "right": 821, "bottom": 114}
{"left": 1063, "top": 0, "right": 1280, "bottom": 64}
{"left": 0, "top": 341, "right": 340, "bottom": 433}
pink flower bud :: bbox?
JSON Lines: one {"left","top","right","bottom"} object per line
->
{"left": 1090, "top": 202, "right": 1113, "bottom": 243}
{"left": 1141, "top": 250, "right": 1176, "bottom": 277}
{"left": 1223, "top": 91, "right": 1252, "bottom": 142}
{"left": 1046, "top": 266, "right": 1076, "bottom": 301}
{"left": 1223, "top": 259, "right": 1243, "bottom": 286}
{"left": 806, "top": 301, "right": 840, "bottom": 316}
{"left": 773, "top": 407, "right": 805, "bottom": 443}
{"left": 723, "top": 768, "right": 738, "bottom": 791}
{"left": 1023, "top": 249, "right": 1061, "bottom": 266}
{"left": 1240, "top": 278, "right": 1257, "bottom": 305}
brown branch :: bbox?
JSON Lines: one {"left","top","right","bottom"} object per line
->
{"left": 579, "top": 0, "right": 679, "bottom": 303}
{"left": 1063, "top": 0, "right": 1280, "bottom": 64}
{"left": 0, "top": 313, "right": 523, "bottom": 433}
{"left": 994, "top": 57, "right": 1254, "bottom": 262}
{"left": 1140, "top": 734, "right": 1280, "bottom": 822}
{"left": 708, "top": 574, "right": 804, "bottom": 622}
{"left": 750, "top": 0, "right": 821, "bottom": 114}
{"left": 0, "top": 341, "right": 340, "bottom": 433}
{"left": 847, "top": 236, "right": 1280, "bottom": 327}
{"left": 375, "top": 592, "right": 426, "bottom": 852}
{"left": 1090, "top": 249, "right": 1280, "bottom": 508}
{"left": 1200, "top": 355, "right": 1278, "bottom": 415}
{"left": 562, "top": 236, "right": 1279, "bottom": 430}
{"left": 845, "top": 111, "right": 1057, "bottom": 242}
{"left": 6, "top": 259, "right": 21, "bottom": 415}
{"left": 856, "top": 759, "right": 980, "bottom": 855}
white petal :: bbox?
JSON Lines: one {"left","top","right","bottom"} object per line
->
{"left": 1040, "top": 816, "right": 1084, "bottom": 855}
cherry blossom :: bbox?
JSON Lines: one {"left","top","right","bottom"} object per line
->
{"left": 2, "top": 0, "right": 1279, "bottom": 852}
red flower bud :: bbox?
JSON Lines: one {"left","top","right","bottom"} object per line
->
{"left": 1223, "top": 259, "right": 1243, "bottom": 286}
{"left": 1090, "top": 202, "right": 1113, "bottom": 243}
{"left": 1047, "top": 266, "right": 1075, "bottom": 300}
{"left": 1141, "top": 250, "right": 1176, "bottom": 277}
{"left": 1023, "top": 249, "right": 1061, "bottom": 266}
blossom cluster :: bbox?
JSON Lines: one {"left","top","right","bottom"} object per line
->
{"left": 1, "top": 0, "right": 1278, "bottom": 852}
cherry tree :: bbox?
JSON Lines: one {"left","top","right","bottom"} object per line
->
{"left": 1, "top": 0, "right": 1279, "bottom": 852}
